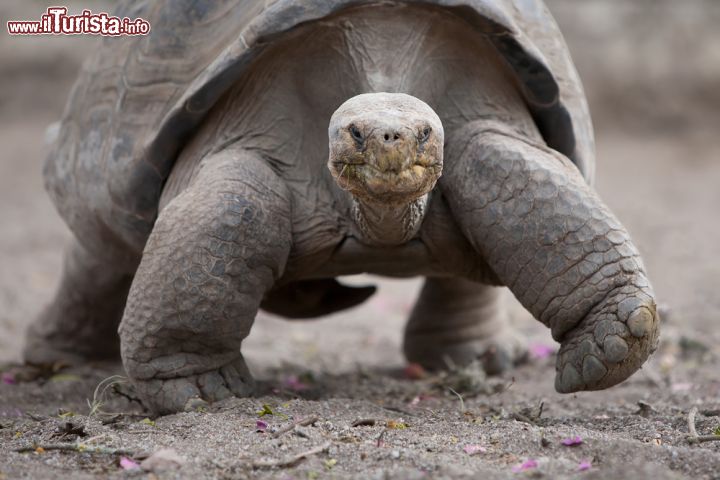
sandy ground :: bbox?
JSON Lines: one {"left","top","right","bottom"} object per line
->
{"left": 1, "top": 1, "right": 719, "bottom": 479}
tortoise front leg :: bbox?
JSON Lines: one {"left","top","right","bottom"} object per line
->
{"left": 442, "top": 122, "right": 659, "bottom": 393}
{"left": 119, "top": 148, "right": 292, "bottom": 414}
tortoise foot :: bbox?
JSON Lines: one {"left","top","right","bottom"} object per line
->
{"left": 405, "top": 325, "right": 528, "bottom": 375}
{"left": 126, "top": 354, "right": 255, "bottom": 415}
{"left": 555, "top": 293, "right": 660, "bottom": 393}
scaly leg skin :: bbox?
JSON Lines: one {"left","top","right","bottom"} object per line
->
{"left": 23, "top": 241, "right": 133, "bottom": 364}
{"left": 403, "top": 278, "right": 527, "bottom": 374}
{"left": 442, "top": 121, "right": 659, "bottom": 393}
{"left": 119, "top": 148, "right": 292, "bottom": 414}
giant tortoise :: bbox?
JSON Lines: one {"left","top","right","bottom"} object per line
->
{"left": 25, "top": 0, "right": 659, "bottom": 414}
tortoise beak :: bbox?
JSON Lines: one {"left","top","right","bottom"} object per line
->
{"left": 330, "top": 127, "right": 442, "bottom": 204}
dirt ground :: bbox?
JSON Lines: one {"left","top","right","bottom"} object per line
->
{"left": 1, "top": 1, "right": 719, "bottom": 479}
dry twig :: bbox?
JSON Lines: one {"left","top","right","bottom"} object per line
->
{"left": 686, "top": 406, "right": 720, "bottom": 444}
{"left": 13, "top": 443, "right": 135, "bottom": 455}
{"left": 448, "top": 387, "right": 466, "bottom": 414}
{"left": 271, "top": 415, "right": 319, "bottom": 438}
{"left": 251, "top": 441, "right": 331, "bottom": 469}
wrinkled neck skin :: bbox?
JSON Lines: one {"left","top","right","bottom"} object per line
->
{"left": 351, "top": 193, "right": 430, "bottom": 246}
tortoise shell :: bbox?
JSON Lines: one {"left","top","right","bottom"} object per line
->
{"left": 45, "top": 0, "right": 593, "bottom": 260}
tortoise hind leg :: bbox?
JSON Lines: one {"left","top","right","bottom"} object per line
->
{"left": 23, "top": 241, "right": 134, "bottom": 364}
{"left": 403, "top": 278, "right": 527, "bottom": 374}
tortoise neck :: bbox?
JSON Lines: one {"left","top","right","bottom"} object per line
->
{"left": 351, "top": 195, "right": 429, "bottom": 246}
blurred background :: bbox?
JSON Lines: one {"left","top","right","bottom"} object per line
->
{"left": 1, "top": 0, "right": 718, "bottom": 366}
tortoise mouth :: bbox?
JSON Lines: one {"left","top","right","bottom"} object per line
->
{"left": 330, "top": 160, "right": 442, "bottom": 203}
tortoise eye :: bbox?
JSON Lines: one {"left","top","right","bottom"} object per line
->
{"left": 420, "top": 126, "right": 432, "bottom": 142}
{"left": 348, "top": 125, "right": 364, "bottom": 143}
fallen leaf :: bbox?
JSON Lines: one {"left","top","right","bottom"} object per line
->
{"left": 34, "top": 447, "right": 45, "bottom": 454}
{"left": 120, "top": 457, "right": 141, "bottom": 470}
{"left": 512, "top": 459, "right": 538, "bottom": 473}
{"left": 561, "top": 435, "right": 583, "bottom": 447}
{"left": 463, "top": 444, "right": 486, "bottom": 455}
{"left": 324, "top": 458, "right": 337, "bottom": 470}
{"left": 578, "top": 460, "right": 592, "bottom": 471}
{"left": 257, "top": 404, "right": 275, "bottom": 417}
{"left": 386, "top": 420, "right": 407, "bottom": 429}
{"left": 140, "top": 448, "right": 186, "bottom": 471}
{"left": 139, "top": 418, "right": 156, "bottom": 427}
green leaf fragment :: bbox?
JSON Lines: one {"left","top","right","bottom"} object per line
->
{"left": 257, "top": 404, "right": 275, "bottom": 417}
{"left": 386, "top": 420, "right": 408, "bottom": 429}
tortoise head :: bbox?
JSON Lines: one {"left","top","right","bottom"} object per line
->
{"left": 328, "top": 93, "right": 443, "bottom": 205}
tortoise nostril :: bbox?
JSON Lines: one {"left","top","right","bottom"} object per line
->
{"left": 383, "top": 131, "right": 401, "bottom": 143}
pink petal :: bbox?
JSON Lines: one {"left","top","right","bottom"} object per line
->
{"left": 561, "top": 435, "right": 583, "bottom": 446}
{"left": 1, "top": 373, "right": 16, "bottom": 385}
{"left": 512, "top": 459, "right": 538, "bottom": 472}
{"left": 578, "top": 460, "right": 592, "bottom": 471}
{"left": 403, "top": 363, "right": 426, "bottom": 380}
{"left": 671, "top": 382, "right": 692, "bottom": 392}
{"left": 463, "top": 444, "right": 486, "bottom": 455}
{"left": 529, "top": 343, "right": 556, "bottom": 360}
{"left": 283, "top": 375, "right": 309, "bottom": 392}
{"left": 256, "top": 420, "right": 268, "bottom": 432}
{"left": 119, "top": 457, "right": 140, "bottom": 470}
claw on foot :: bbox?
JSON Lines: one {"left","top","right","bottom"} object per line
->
{"left": 554, "top": 294, "right": 660, "bottom": 393}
